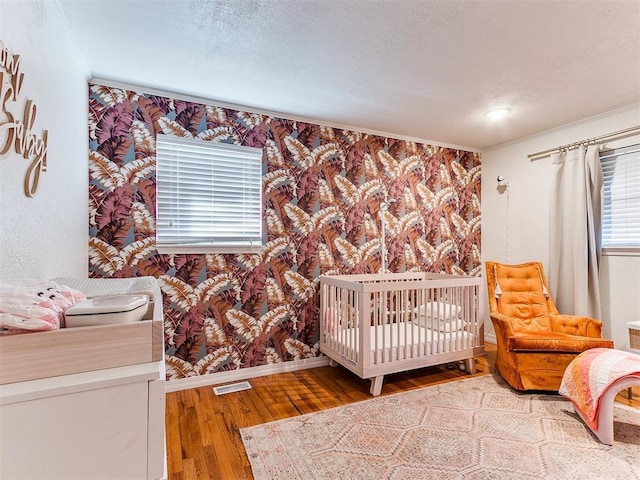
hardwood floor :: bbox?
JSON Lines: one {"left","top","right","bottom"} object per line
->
{"left": 165, "top": 344, "right": 640, "bottom": 480}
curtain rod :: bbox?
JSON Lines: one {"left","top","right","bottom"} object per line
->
{"left": 528, "top": 125, "right": 640, "bottom": 160}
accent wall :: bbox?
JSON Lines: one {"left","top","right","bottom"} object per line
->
{"left": 88, "top": 82, "right": 481, "bottom": 380}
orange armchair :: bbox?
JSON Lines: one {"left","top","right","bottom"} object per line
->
{"left": 485, "top": 261, "right": 613, "bottom": 391}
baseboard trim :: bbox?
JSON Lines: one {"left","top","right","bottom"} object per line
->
{"left": 485, "top": 333, "right": 496, "bottom": 344}
{"left": 165, "top": 356, "right": 331, "bottom": 393}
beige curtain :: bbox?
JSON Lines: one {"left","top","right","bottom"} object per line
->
{"left": 549, "top": 145, "right": 603, "bottom": 318}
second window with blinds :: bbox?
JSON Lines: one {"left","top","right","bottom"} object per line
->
{"left": 156, "top": 135, "right": 264, "bottom": 253}
{"left": 601, "top": 143, "right": 640, "bottom": 254}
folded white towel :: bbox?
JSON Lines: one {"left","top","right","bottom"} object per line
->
{"left": 413, "top": 301, "right": 466, "bottom": 332}
{"left": 413, "top": 301, "right": 462, "bottom": 320}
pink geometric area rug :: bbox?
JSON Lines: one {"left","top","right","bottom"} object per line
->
{"left": 241, "top": 375, "right": 640, "bottom": 480}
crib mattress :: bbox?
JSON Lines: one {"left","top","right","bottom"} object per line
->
{"left": 332, "top": 321, "right": 476, "bottom": 364}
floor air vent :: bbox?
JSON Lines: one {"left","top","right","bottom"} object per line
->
{"left": 213, "top": 381, "right": 252, "bottom": 396}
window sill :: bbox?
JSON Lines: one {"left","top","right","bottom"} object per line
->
{"left": 155, "top": 245, "right": 264, "bottom": 255}
{"left": 601, "top": 248, "right": 640, "bottom": 257}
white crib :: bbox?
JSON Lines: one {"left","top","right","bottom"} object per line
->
{"left": 320, "top": 272, "right": 485, "bottom": 396}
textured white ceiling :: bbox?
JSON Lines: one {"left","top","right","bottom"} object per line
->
{"left": 58, "top": 0, "right": 640, "bottom": 150}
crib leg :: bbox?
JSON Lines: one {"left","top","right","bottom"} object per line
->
{"left": 465, "top": 357, "right": 477, "bottom": 374}
{"left": 328, "top": 358, "right": 338, "bottom": 367}
{"left": 370, "top": 376, "right": 384, "bottom": 396}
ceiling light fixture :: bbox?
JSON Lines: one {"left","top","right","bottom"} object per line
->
{"left": 485, "top": 107, "right": 512, "bottom": 120}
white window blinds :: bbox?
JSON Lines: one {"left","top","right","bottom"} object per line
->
{"left": 601, "top": 143, "right": 640, "bottom": 249}
{"left": 156, "top": 135, "right": 263, "bottom": 252}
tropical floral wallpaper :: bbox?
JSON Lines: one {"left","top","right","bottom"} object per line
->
{"left": 88, "top": 83, "right": 481, "bottom": 381}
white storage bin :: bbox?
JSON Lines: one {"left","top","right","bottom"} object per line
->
{"left": 65, "top": 294, "right": 149, "bottom": 328}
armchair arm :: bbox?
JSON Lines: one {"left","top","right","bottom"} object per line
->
{"left": 489, "top": 313, "right": 519, "bottom": 353}
{"left": 550, "top": 314, "right": 603, "bottom": 338}
{"left": 490, "top": 313, "right": 517, "bottom": 337}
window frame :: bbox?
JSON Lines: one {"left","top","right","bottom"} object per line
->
{"left": 600, "top": 143, "right": 640, "bottom": 257}
{"left": 155, "top": 134, "right": 264, "bottom": 254}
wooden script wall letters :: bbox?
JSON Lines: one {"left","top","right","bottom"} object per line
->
{"left": 0, "top": 40, "right": 49, "bottom": 198}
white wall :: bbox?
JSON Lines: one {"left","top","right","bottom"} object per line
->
{"left": 482, "top": 104, "right": 640, "bottom": 350}
{"left": 0, "top": 0, "right": 90, "bottom": 279}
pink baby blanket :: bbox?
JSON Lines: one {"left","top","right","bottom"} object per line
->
{"left": 0, "top": 279, "right": 86, "bottom": 333}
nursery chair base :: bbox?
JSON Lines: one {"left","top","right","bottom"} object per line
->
{"left": 560, "top": 348, "right": 640, "bottom": 445}
{"left": 574, "top": 376, "right": 640, "bottom": 445}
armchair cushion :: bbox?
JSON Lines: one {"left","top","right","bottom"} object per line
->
{"left": 506, "top": 331, "right": 614, "bottom": 353}
{"left": 497, "top": 291, "right": 550, "bottom": 326}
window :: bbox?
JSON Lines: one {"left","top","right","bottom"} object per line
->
{"left": 156, "top": 135, "right": 263, "bottom": 253}
{"left": 601, "top": 143, "right": 640, "bottom": 252}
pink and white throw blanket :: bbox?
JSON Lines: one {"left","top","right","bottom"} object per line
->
{"left": 559, "top": 347, "right": 640, "bottom": 430}
{"left": 0, "top": 279, "right": 86, "bottom": 333}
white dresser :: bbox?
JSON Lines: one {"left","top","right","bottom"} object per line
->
{"left": 0, "top": 360, "right": 165, "bottom": 479}
{"left": 0, "top": 277, "right": 166, "bottom": 480}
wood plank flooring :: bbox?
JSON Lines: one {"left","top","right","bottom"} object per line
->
{"left": 165, "top": 344, "right": 640, "bottom": 480}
